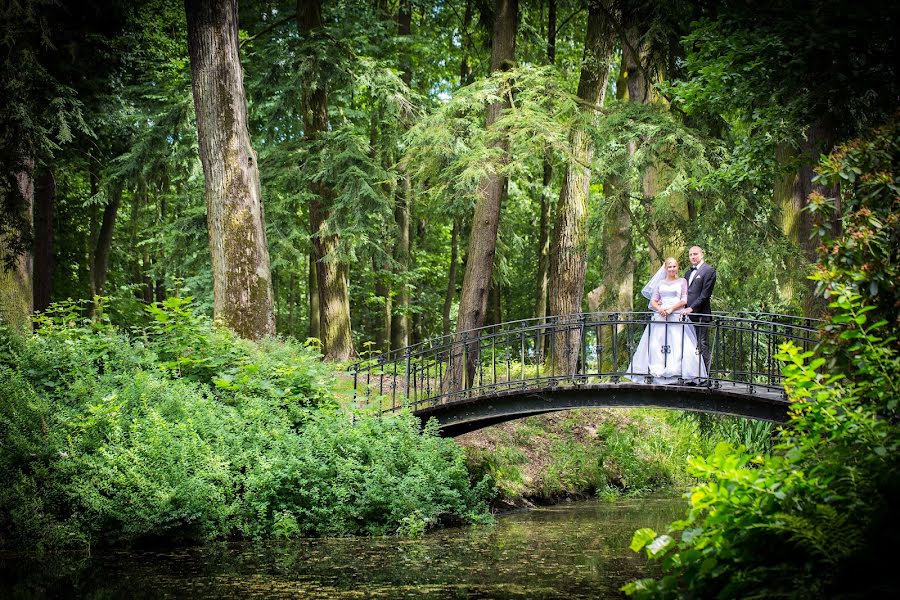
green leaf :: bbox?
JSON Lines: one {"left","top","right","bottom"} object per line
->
{"left": 631, "top": 528, "right": 657, "bottom": 552}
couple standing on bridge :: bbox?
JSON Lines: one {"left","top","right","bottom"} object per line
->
{"left": 626, "top": 246, "right": 716, "bottom": 385}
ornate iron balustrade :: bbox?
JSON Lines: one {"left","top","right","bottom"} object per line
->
{"left": 350, "top": 311, "right": 821, "bottom": 416}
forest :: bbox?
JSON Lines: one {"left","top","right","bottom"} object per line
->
{"left": 1, "top": 0, "right": 898, "bottom": 597}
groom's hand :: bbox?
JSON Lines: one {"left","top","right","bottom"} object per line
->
{"left": 683, "top": 307, "right": 693, "bottom": 314}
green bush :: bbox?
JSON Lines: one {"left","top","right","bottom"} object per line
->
{"left": 624, "top": 119, "right": 900, "bottom": 599}
{"left": 0, "top": 297, "right": 490, "bottom": 551}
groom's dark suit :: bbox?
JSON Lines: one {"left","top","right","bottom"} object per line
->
{"left": 685, "top": 261, "right": 716, "bottom": 370}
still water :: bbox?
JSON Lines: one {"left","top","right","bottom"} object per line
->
{"left": 1, "top": 497, "right": 685, "bottom": 599}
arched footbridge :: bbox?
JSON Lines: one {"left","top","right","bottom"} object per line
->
{"left": 350, "top": 312, "right": 820, "bottom": 437}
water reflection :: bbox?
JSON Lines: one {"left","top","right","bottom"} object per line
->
{"left": 1, "top": 497, "right": 685, "bottom": 599}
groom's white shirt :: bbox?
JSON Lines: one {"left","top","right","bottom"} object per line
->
{"left": 689, "top": 260, "right": 705, "bottom": 286}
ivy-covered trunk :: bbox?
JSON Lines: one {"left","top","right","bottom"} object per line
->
{"left": 298, "top": 0, "right": 354, "bottom": 360}
{"left": 185, "top": 0, "right": 275, "bottom": 340}
{"left": 548, "top": 3, "right": 614, "bottom": 374}
{"left": 449, "top": 0, "right": 517, "bottom": 391}
{"left": 0, "top": 167, "right": 33, "bottom": 330}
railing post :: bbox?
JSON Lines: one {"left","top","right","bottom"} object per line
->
{"left": 577, "top": 312, "right": 587, "bottom": 383}
{"left": 404, "top": 346, "right": 411, "bottom": 405}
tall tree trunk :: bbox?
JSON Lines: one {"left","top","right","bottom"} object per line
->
{"left": 587, "top": 58, "right": 632, "bottom": 370}
{"left": 450, "top": 0, "right": 517, "bottom": 391}
{"left": 390, "top": 0, "right": 413, "bottom": 350}
{"left": 155, "top": 192, "right": 167, "bottom": 302}
{"left": 298, "top": 0, "right": 354, "bottom": 359}
{"left": 0, "top": 165, "right": 34, "bottom": 330}
{"left": 775, "top": 142, "right": 801, "bottom": 305}
{"left": 441, "top": 0, "right": 473, "bottom": 339}
{"left": 92, "top": 184, "right": 121, "bottom": 300}
{"left": 459, "top": 0, "right": 474, "bottom": 86}
{"left": 308, "top": 250, "right": 320, "bottom": 340}
{"left": 88, "top": 156, "right": 100, "bottom": 294}
{"left": 792, "top": 120, "right": 838, "bottom": 316}
{"left": 534, "top": 0, "right": 555, "bottom": 324}
{"left": 391, "top": 177, "right": 411, "bottom": 349}
{"left": 548, "top": 3, "right": 614, "bottom": 374}
{"left": 368, "top": 108, "right": 393, "bottom": 353}
{"left": 287, "top": 270, "right": 297, "bottom": 336}
{"left": 622, "top": 29, "right": 666, "bottom": 266}
{"left": 442, "top": 218, "right": 459, "bottom": 337}
{"left": 186, "top": 0, "right": 275, "bottom": 339}
{"left": 32, "top": 168, "right": 54, "bottom": 314}
{"left": 373, "top": 254, "right": 392, "bottom": 352}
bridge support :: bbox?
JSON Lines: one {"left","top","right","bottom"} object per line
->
{"left": 412, "top": 383, "right": 790, "bottom": 437}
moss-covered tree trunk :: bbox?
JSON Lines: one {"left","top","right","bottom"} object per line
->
{"left": 185, "top": 0, "right": 275, "bottom": 340}
{"left": 298, "top": 0, "right": 354, "bottom": 360}
{"left": 0, "top": 167, "right": 33, "bottom": 330}
{"left": 787, "top": 120, "right": 839, "bottom": 316}
{"left": 449, "top": 0, "right": 517, "bottom": 391}
{"left": 548, "top": 3, "right": 614, "bottom": 374}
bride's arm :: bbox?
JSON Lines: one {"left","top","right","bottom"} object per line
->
{"left": 651, "top": 285, "right": 664, "bottom": 314}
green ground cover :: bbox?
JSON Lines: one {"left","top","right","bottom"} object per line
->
{"left": 0, "top": 298, "right": 491, "bottom": 552}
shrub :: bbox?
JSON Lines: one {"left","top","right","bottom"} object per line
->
{"left": 0, "top": 298, "right": 491, "bottom": 550}
{"left": 624, "top": 118, "right": 900, "bottom": 599}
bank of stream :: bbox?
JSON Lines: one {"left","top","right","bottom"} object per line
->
{"left": 0, "top": 496, "right": 686, "bottom": 598}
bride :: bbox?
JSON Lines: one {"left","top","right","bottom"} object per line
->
{"left": 626, "top": 257, "right": 708, "bottom": 384}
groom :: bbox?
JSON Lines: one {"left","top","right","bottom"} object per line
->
{"left": 682, "top": 245, "right": 716, "bottom": 372}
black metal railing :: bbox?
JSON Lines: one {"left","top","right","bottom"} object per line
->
{"left": 350, "top": 311, "right": 821, "bottom": 414}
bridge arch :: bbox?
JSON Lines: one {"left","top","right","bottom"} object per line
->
{"left": 351, "top": 311, "right": 818, "bottom": 436}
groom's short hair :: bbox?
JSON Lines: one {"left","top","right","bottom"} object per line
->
{"left": 690, "top": 245, "right": 704, "bottom": 256}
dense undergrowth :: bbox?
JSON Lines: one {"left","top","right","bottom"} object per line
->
{"left": 461, "top": 409, "right": 774, "bottom": 506}
{"left": 0, "top": 297, "right": 491, "bottom": 552}
{"left": 624, "top": 119, "right": 900, "bottom": 598}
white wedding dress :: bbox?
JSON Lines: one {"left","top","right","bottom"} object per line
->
{"left": 625, "top": 278, "right": 707, "bottom": 384}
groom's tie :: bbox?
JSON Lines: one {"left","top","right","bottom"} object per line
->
{"left": 688, "top": 266, "right": 698, "bottom": 286}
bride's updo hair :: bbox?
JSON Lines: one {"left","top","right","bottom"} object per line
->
{"left": 664, "top": 256, "right": 678, "bottom": 269}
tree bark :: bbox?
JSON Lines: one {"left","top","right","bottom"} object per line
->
{"left": 390, "top": 0, "right": 413, "bottom": 350}
{"left": 390, "top": 175, "right": 411, "bottom": 349}
{"left": 373, "top": 254, "right": 392, "bottom": 352}
{"left": 442, "top": 219, "right": 459, "bottom": 337}
{"left": 586, "top": 58, "right": 632, "bottom": 371}
{"left": 298, "top": 0, "right": 354, "bottom": 360}
{"left": 548, "top": 2, "right": 615, "bottom": 374}
{"left": 790, "top": 120, "right": 838, "bottom": 316}
{"left": 450, "top": 0, "right": 517, "bottom": 391}
{"left": 308, "top": 249, "right": 320, "bottom": 340}
{"left": 0, "top": 165, "right": 34, "bottom": 330}
{"left": 32, "top": 168, "right": 54, "bottom": 314}
{"left": 534, "top": 0, "right": 555, "bottom": 325}
{"left": 186, "top": 0, "right": 275, "bottom": 340}
{"left": 91, "top": 184, "right": 121, "bottom": 300}
{"left": 441, "top": 0, "right": 473, "bottom": 339}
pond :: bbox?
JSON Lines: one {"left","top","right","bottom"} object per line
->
{"left": 1, "top": 497, "right": 685, "bottom": 599}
